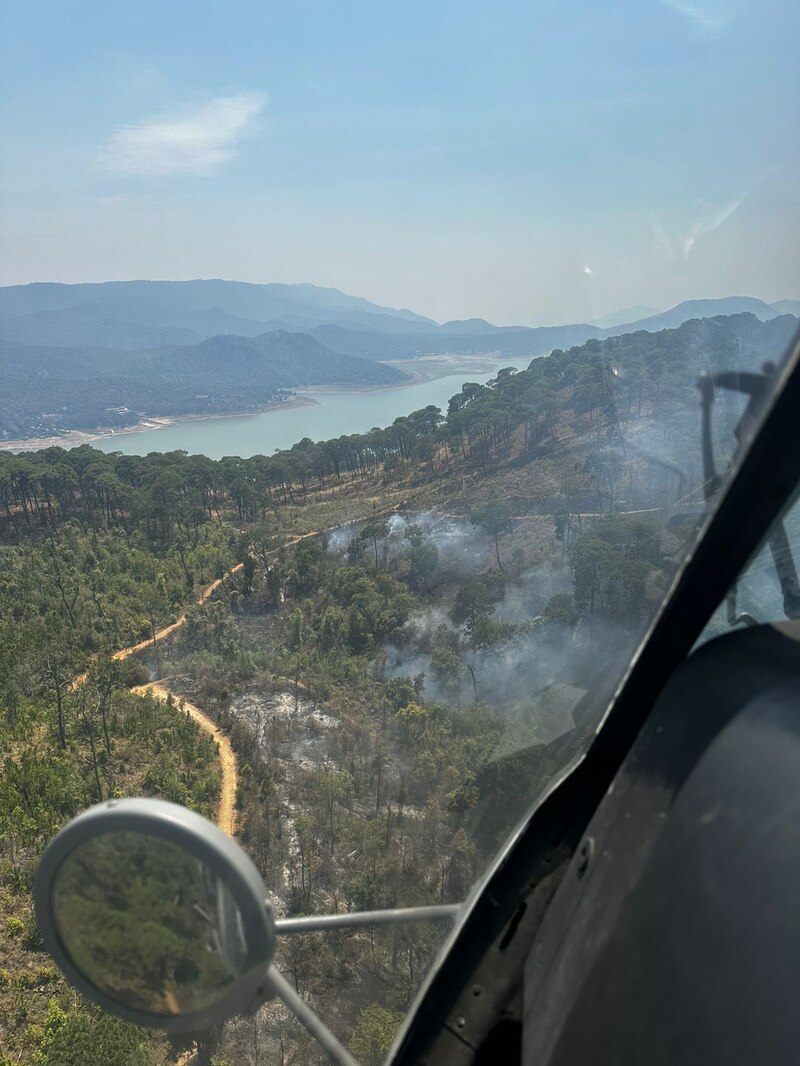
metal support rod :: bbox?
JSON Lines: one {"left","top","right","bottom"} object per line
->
{"left": 274, "top": 903, "right": 461, "bottom": 935}
{"left": 265, "top": 965, "right": 359, "bottom": 1066}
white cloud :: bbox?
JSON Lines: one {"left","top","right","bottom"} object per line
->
{"left": 101, "top": 92, "right": 268, "bottom": 177}
{"left": 659, "top": 0, "right": 744, "bottom": 34}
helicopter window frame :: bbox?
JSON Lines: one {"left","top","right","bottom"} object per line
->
{"left": 389, "top": 328, "right": 800, "bottom": 1063}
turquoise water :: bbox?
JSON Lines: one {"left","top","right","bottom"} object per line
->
{"left": 92, "top": 356, "right": 533, "bottom": 459}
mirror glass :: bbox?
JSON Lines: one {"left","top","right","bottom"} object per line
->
{"left": 52, "top": 831, "right": 250, "bottom": 1016}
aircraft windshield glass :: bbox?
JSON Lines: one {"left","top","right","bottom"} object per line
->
{"left": 0, "top": 2, "right": 798, "bottom": 1064}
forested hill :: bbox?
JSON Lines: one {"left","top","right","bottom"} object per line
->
{"left": 0, "top": 309, "right": 796, "bottom": 1066}
{"left": 0, "top": 330, "right": 408, "bottom": 441}
{"left": 2, "top": 278, "right": 796, "bottom": 444}
{"left": 126, "top": 330, "right": 408, "bottom": 389}
{"left": 1, "top": 312, "right": 795, "bottom": 525}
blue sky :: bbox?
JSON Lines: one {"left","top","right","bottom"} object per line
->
{"left": 0, "top": 0, "right": 797, "bottom": 324}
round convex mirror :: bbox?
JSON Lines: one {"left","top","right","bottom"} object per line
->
{"left": 53, "top": 831, "right": 249, "bottom": 1015}
{"left": 35, "top": 799, "right": 276, "bottom": 1032}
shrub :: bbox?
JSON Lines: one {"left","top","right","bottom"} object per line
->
{"left": 5, "top": 915, "right": 25, "bottom": 939}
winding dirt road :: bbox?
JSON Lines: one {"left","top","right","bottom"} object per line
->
{"left": 111, "top": 564, "right": 244, "bottom": 665}
{"left": 68, "top": 566, "right": 244, "bottom": 690}
{"left": 121, "top": 567, "right": 243, "bottom": 837}
{"left": 74, "top": 539, "right": 319, "bottom": 832}
{"left": 73, "top": 513, "right": 397, "bottom": 837}
{"left": 69, "top": 565, "right": 244, "bottom": 836}
{"left": 132, "top": 681, "right": 238, "bottom": 838}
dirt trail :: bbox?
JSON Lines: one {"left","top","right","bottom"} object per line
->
{"left": 67, "top": 546, "right": 312, "bottom": 830}
{"left": 68, "top": 564, "right": 245, "bottom": 691}
{"left": 56, "top": 534, "right": 361, "bottom": 1066}
{"left": 69, "top": 506, "right": 398, "bottom": 692}
{"left": 68, "top": 565, "right": 245, "bottom": 832}
{"left": 133, "top": 681, "right": 238, "bottom": 838}
{"left": 67, "top": 516, "right": 391, "bottom": 827}
{"left": 112, "top": 563, "right": 245, "bottom": 664}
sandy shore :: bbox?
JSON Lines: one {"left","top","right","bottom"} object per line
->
{"left": 0, "top": 394, "right": 318, "bottom": 453}
{"left": 0, "top": 354, "right": 514, "bottom": 453}
{"left": 295, "top": 354, "right": 505, "bottom": 397}
{"left": 387, "top": 353, "right": 504, "bottom": 382}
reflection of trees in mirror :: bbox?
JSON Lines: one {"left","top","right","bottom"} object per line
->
{"left": 54, "top": 832, "right": 245, "bottom": 1016}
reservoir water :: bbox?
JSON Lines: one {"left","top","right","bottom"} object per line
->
{"left": 93, "top": 355, "right": 534, "bottom": 459}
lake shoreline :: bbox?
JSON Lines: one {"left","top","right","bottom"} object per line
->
{"left": 0, "top": 394, "right": 319, "bottom": 453}
{"left": 299, "top": 353, "right": 507, "bottom": 395}
{"left": 0, "top": 354, "right": 515, "bottom": 453}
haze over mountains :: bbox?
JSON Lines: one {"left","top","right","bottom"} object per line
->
{"left": 0, "top": 279, "right": 796, "bottom": 443}
{"left": 0, "top": 280, "right": 792, "bottom": 350}
{"left": 0, "top": 280, "right": 436, "bottom": 349}
{"left": 588, "top": 305, "right": 660, "bottom": 329}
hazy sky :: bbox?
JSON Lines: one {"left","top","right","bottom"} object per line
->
{"left": 0, "top": 0, "right": 798, "bottom": 325}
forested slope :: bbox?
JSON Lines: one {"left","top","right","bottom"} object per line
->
{"left": 0, "top": 519, "right": 237, "bottom": 1064}
{"left": 3, "top": 278, "right": 793, "bottom": 445}
{"left": 0, "top": 330, "right": 408, "bottom": 441}
{"left": 0, "top": 310, "right": 796, "bottom": 1065}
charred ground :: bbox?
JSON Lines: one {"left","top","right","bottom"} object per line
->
{"left": 0, "top": 311, "right": 794, "bottom": 1065}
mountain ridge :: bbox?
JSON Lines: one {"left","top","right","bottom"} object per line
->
{"left": 2, "top": 283, "right": 795, "bottom": 357}
{"left": 609, "top": 296, "right": 782, "bottom": 334}
{"left": 0, "top": 279, "right": 436, "bottom": 333}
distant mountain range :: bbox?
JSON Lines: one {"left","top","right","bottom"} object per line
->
{"left": 0, "top": 279, "right": 796, "bottom": 442}
{"left": 0, "top": 281, "right": 794, "bottom": 353}
{"left": 613, "top": 297, "right": 787, "bottom": 334}
{"left": 0, "top": 280, "right": 436, "bottom": 348}
{"left": 285, "top": 296, "right": 797, "bottom": 362}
